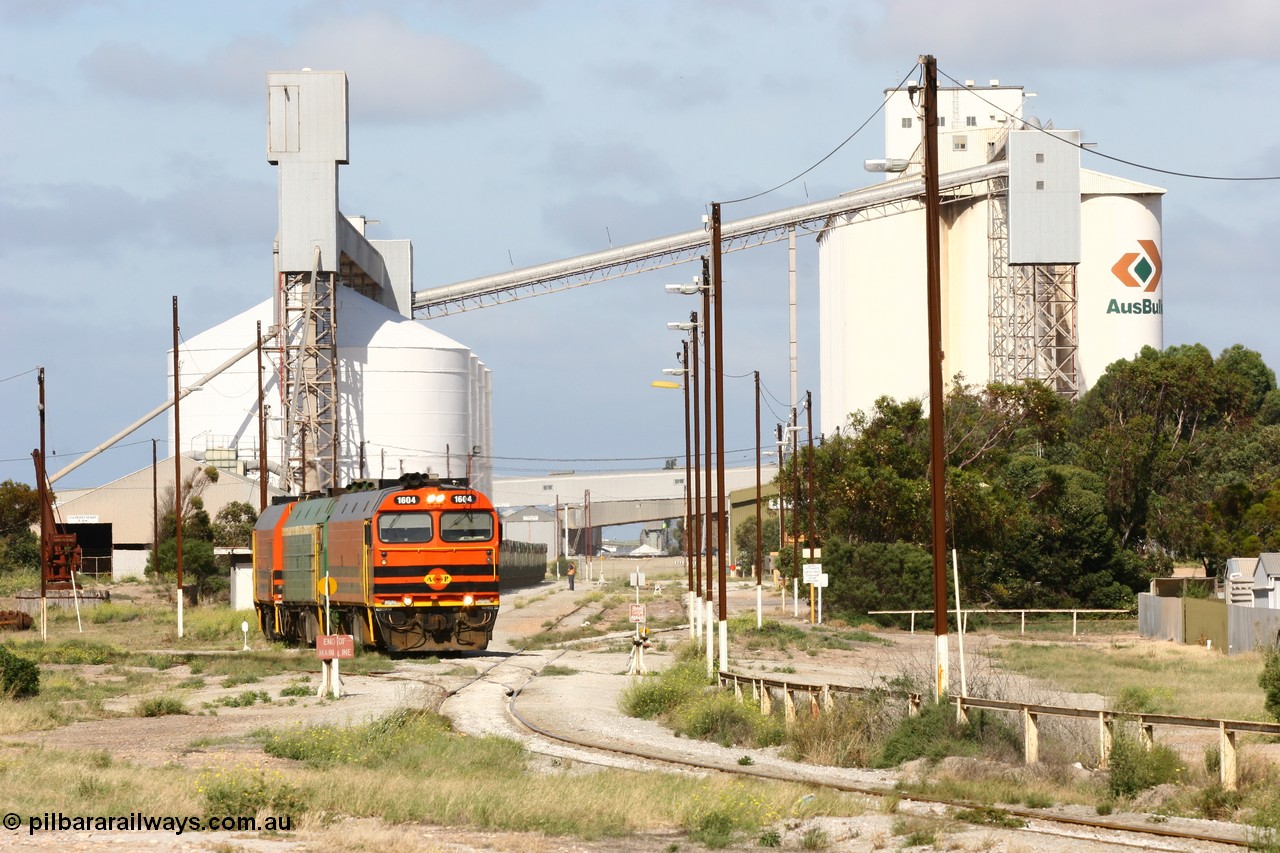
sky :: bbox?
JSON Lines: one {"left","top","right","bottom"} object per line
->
{"left": 2, "top": 0, "right": 1279, "bottom": 494}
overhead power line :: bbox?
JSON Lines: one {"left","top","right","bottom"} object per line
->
{"left": 937, "top": 66, "right": 1280, "bottom": 182}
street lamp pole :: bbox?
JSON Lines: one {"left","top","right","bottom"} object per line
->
{"left": 680, "top": 343, "right": 694, "bottom": 629}
{"left": 711, "top": 204, "right": 729, "bottom": 673}
{"left": 669, "top": 313, "right": 702, "bottom": 640}
{"left": 755, "top": 370, "right": 762, "bottom": 628}
{"left": 701, "top": 254, "right": 715, "bottom": 674}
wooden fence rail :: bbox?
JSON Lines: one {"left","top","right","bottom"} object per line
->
{"left": 719, "top": 669, "right": 1280, "bottom": 791}
{"left": 866, "top": 608, "right": 1131, "bottom": 636}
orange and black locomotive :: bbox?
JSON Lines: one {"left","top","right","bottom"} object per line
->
{"left": 252, "top": 475, "right": 540, "bottom": 653}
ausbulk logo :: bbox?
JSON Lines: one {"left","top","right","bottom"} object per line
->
{"left": 1108, "top": 239, "right": 1163, "bottom": 315}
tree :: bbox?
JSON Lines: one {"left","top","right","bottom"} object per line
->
{"left": 733, "top": 514, "right": 780, "bottom": 575}
{"left": 212, "top": 501, "right": 258, "bottom": 548}
{"left": 0, "top": 479, "right": 40, "bottom": 540}
{"left": 147, "top": 538, "right": 218, "bottom": 594}
{"left": 0, "top": 479, "right": 41, "bottom": 574}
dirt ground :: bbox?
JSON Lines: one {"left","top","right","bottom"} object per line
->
{"left": 0, "top": 566, "right": 1266, "bottom": 851}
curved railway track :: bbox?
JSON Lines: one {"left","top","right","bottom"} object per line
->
{"left": 411, "top": 587, "right": 1258, "bottom": 851}
{"left": 436, "top": 645, "right": 1251, "bottom": 852}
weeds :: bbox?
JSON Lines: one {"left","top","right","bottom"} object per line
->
{"left": 619, "top": 657, "right": 710, "bottom": 720}
{"left": 873, "top": 701, "right": 1020, "bottom": 768}
{"left": 1107, "top": 731, "right": 1184, "bottom": 799}
{"left": 672, "top": 690, "right": 783, "bottom": 748}
{"left": 136, "top": 695, "right": 188, "bottom": 717}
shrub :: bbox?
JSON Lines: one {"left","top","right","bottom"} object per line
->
{"left": 0, "top": 645, "right": 40, "bottom": 698}
{"left": 198, "top": 767, "right": 303, "bottom": 819}
{"left": 136, "top": 696, "right": 188, "bottom": 717}
{"left": 1107, "top": 732, "right": 1183, "bottom": 798}
{"left": 1261, "top": 645, "right": 1280, "bottom": 723}
{"left": 873, "top": 701, "right": 1019, "bottom": 768}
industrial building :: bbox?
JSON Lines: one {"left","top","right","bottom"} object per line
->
{"left": 819, "top": 79, "right": 1164, "bottom": 432}
{"left": 44, "top": 71, "right": 1168, "bottom": 582}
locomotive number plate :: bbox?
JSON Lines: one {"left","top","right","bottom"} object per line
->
{"left": 394, "top": 495, "right": 420, "bottom": 505}
{"left": 451, "top": 494, "right": 477, "bottom": 504}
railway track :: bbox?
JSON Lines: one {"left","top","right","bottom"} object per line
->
{"left": 417, "top": 587, "right": 1260, "bottom": 850}
{"left": 436, "top": 644, "right": 1254, "bottom": 852}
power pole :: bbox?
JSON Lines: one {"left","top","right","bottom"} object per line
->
{"left": 921, "top": 54, "right": 950, "bottom": 701}
{"left": 711, "top": 202, "right": 728, "bottom": 672}
{"left": 173, "top": 296, "right": 185, "bottom": 639}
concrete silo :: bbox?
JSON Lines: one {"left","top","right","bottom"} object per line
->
{"left": 167, "top": 69, "right": 493, "bottom": 495}
{"left": 818, "top": 80, "right": 1164, "bottom": 436}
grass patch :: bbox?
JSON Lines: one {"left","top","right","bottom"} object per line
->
{"left": 540, "top": 665, "right": 579, "bottom": 676}
{"left": 671, "top": 690, "right": 784, "bottom": 748}
{"left": 990, "top": 641, "right": 1269, "bottom": 721}
{"left": 89, "top": 602, "right": 147, "bottom": 623}
{"left": 953, "top": 805, "right": 1026, "bottom": 828}
{"left": 784, "top": 695, "right": 889, "bottom": 767}
{"left": 207, "top": 690, "right": 271, "bottom": 709}
{"left": 619, "top": 656, "right": 710, "bottom": 720}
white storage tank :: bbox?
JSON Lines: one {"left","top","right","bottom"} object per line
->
{"left": 818, "top": 169, "right": 1164, "bottom": 436}
{"left": 1077, "top": 173, "right": 1164, "bottom": 389}
{"left": 168, "top": 288, "right": 490, "bottom": 491}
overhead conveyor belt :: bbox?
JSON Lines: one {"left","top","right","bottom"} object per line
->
{"left": 413, "top": 161, "right": 1007, "bottom": 317}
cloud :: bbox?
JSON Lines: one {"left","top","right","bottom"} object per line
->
{"left": 0, "top": 177, "right": 273, "bottom": 257}
{"left": 846, "top": 0, "right": 1280, "bottom": 67}
{"left": 545, "top": 139, "right": 671, "bottom": 190}
{"left": 79, "top": 13, "right": 538, "bottom": 122}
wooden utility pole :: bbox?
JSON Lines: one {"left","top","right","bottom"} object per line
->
{"left": 921, "top": 54, "right": 949, "bottom": 700}
{"left": 173, "top": 296, "right": 185, "bottom": 639}
{"left": 37, "top": 367, "right": 47, "bottom": 641}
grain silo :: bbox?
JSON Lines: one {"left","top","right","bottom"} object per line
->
{"left": 167, "top": 70, "right": 493, "bottom": 496}
{"left": 818, "top": 80, "right": 1163, "bottom": 434}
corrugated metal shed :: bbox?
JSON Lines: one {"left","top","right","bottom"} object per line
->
{"left": 52, "top": 455, "right": 283, "bottom": 545}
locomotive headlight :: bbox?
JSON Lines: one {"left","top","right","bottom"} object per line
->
{"left": 402, "top": 595, "right": 413, "bottom": 606}
{"left": 463, "top": 594, "right": 474, "bottom": 606}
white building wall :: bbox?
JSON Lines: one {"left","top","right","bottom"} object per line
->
{"left": 112, "top": 549, "right": 148, "bottom": 581}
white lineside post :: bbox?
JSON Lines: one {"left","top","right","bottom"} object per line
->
{"left": 953, "top": 548, "right": 967, "bottom": 697}
{"left": 756, "top": 584, "right": 763, "bottom": 629}
{"left": 704, "top": 599, "right": 714, "bottom": 677}
{"left": 793, "top": 577, "right": 798, "bottom": 617}
{"left": 70, "top": 569, "right": 82, "bottom": 633}
{"left": 719, "top": 616, "right": 728, "bottom": 673}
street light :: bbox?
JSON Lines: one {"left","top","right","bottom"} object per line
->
{"left": 669, "top": 266, "right": 718, "bottom": 674}
{"left": 666, "top": 318, "right": 703, "bottom": 640}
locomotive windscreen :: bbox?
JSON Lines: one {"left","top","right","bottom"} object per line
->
{"left": 440, "top": 511, "right": 495, "bottom": 542}
{"left": 377, "top": 512, "right": 434, "bottom": 544}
